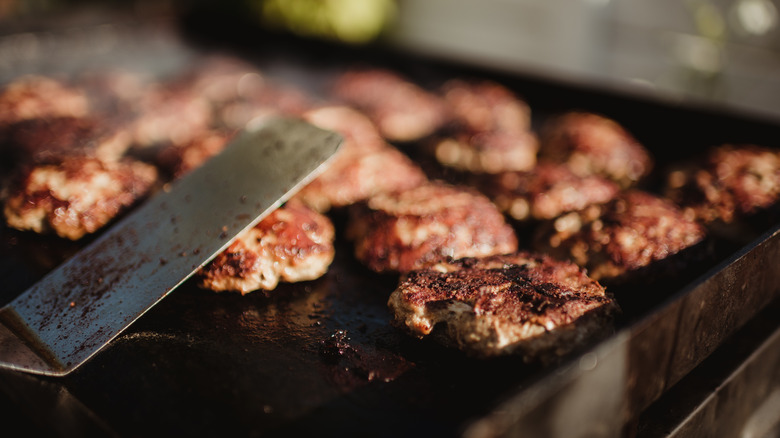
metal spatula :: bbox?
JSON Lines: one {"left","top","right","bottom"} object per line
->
{"left": 0, "top": 118, "right": 342, "bottom": 376}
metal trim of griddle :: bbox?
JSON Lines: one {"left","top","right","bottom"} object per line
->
{"left": 466, "top": 224, "right": 780, "bottom": 437}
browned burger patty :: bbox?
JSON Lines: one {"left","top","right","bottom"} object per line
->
{"left": 348, "top": 182, "right": 518, "bottom": 273}
{"left": 302, "top": 105, "right": 386, "bottom": 153}
{"left": 331, "top": 68, "right": 447, "bottom": 142}
{"left": 129, "top": 82, "right": 213, "bottom": 148}
{"left": 664, "top": 144, "right": 780, "bottom": 224}
{"left": 294, "top": 106, "right": 428, "bottom": 212}
{"left": 198, "top": 199, "right": 336, "bottom": 294}
{"left": 534, "top": 190, "right": 707, "bottom": 283}
{"left": 478, "top": 162, "right": 620, "bottom": 222}
{"left": 433, "top": 80, "right": 538, "bottom": 174}
{"left": 539, "top": 111, "right": 652, "bottom": 188}
{"left": 0, "top": 75, "right": 89, "bottom": 124}
{"left": 387, "top": 252, "right": 617, "bottom": 358}
{"left": 441, "top": 79, "right": 532, "bottom": 135}
{"left": 156, "top": 130, "right": 235, "bottom": 179}
{"left": 2, "top": 116, "right": 132, "bottom": 163}
{"left": 433, "top": 130, "right": 538, "bottom": 174}
{"left": 3, "top": 155, "right": 158, "bottom": 240}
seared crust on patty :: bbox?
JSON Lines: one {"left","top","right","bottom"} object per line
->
{"left": 388, "top": 252, "right": 617, "bottom": 358}
{"left": 534, "top": 190, "right": 707, "bottom": 283}
{"left": 478, "top": 162, "right": 620, "bottom": 222}
{"left": 156, "top": 130, "right": 234, "bottom": 178}
{"left": 294, "top": 106, "right": 428, "bottom": 212}
{"left": 348, "top": 182, "right": 518, "bottom": 273}
{"left": 331, "top": 68, "right": 447, "bottom": 142}
{"left": 129, "top": 82, "right": 213, "bottom": 148}
{"left": 441, "top": 79, "right": 532, "bottom": 134}
{"left": 664, "top": 144, "right": 780, "bottom": 224}
{"left": 0, "top": 75, "right": 89, "bottom": 124}
{"left": 198, "top": 199, "right": 335, "bottom": 294}
{"left": 540, "top": 112, "right": 652, "bottom": 188}
{"left": 2, "top": 116, "right": 132, "bottom": 164}
{"left": 433, "top": 80, "right": 538, "bottom": 174}
{"left": 3, "top": 156, "right": 158, "bottom": 240}
{"left": 433, "top": 130, "right": 538, "bottom": 174}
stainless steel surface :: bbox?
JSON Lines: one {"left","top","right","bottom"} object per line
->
{"left": 386, "top": 0, "right": 780, "bottom": 124}
{"left": 0, "top": 118, "right": 342, "bottom": 376}
{"left": 464, "top": 224, "right": 780, "bottom": 437}
{"left": 636, "top": 299, "right": 780, "bottom": 438}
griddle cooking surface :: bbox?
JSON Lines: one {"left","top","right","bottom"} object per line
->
{"left": 1, "top": 10, "right": 779, "bottom": 437}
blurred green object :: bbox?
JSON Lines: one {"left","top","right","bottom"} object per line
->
{"left": 254, "top": 0, "right": 397, "bottom": 43}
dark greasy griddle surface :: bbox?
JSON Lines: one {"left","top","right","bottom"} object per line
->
{"left": 1, "top": 231, "right": 554, "bottom": 437}
{"left": 1, "top": 10, "right": 779, "bottom": 437}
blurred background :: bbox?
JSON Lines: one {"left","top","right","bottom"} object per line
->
{"left": 0, "top": 0, "right": 778, "bottom": 123}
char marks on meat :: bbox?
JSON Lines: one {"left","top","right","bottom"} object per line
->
{"left": 664, "top": 144, "right": 780, "bottom": 224}
{"left": 534, "top": 190, "right": 707, "bottom": 283}
{"left": 3, "top": 156, "right": 158, "bottom": 240}
{"left": 478, "top": 162, "right": 620, "bottom": 222}
{"left": 348, "top": 182, "right": 518, "bottom": 273}
{"left": 540, "top": 111, "right": 652, "bottom": 188}
{"left": 294, "top": 106, "right": 428, "bottom": 212}
{"left": 388, "top": 252, "right": 617, "bottom": 358}
{"left": 199, "top": 199, "right": 336, "bottom": 294}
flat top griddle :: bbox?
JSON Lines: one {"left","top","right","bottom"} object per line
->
{"left": 1, "top": 9, "right": 779, "bottom": 437}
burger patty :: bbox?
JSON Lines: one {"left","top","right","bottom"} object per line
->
{"left": 198, "top": 199, "right": 335, "bottom": 294}
{"left": 331, "top": 68, "right": 447, "bottom": 142}
{"left": 433, "top": 130, "right": 538, "bottom": 174}
{"left": 129, "top": 82, "right": 213, "bottom": 148}
{"left": 539, "top": 111, "right": 652, "bottom": 188}
{"left": 156, "top": 130, "right": 234, "bottom": 179}
{"left": 294, "top": 106, "right": 428, "bottom": 212}
{"left": 348, "top": 182, "right": 518, "bottom": 273}
{"left": 534, "top": 190, "right": 707, "bottom": 283}
{"left": 664, "top": 144, "right": 780, "bottom": 224}
{"left": 2, "top": 116, "right": 132, "bottom": 164}
{"left": 3, "top": 155, "right": 158, "bottom": 240}
{"left": 440, "top": 79, "right": 532, "bottom": 134}
{"left": 0, "top": 75, "right": 89, "bottom": 124}
{"left": 433, "top": 80, "right": 538, "bottom": 174}
{"left": 478, "top": 162, "right": 620, "bottom": 222}
{"left": 387, "top": 252, "right": 617, "bottom": 358}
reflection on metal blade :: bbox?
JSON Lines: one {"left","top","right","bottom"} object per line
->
{"left": 0, "top": 118, "right": 342, "bottom": 376}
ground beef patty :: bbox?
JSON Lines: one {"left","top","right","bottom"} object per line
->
{"left": 432, "top": 80, "right": 538, "bottom": 174}
{"left": 539, "top": 111, "right": 652, "bottom": 188}
{"left": 331, "top": 68, "right": 447, "bottom": 142}
{"left": 198, "top": 199, "right": 335, "bottom": 294}
{"left": 534, "top": 190, "right": 707, "bottom": 283}
{"left": 477, "top": 162, "right": 620, "bottom": 222}
{"left": 0, "top": 75, "right": 89, "bottom": 124}
{"left": 129, "top": 81, "right": 213, "bottom": 149}
{"left": 388, "top": 252, "right": 617, "bottom": 359}
{"left": 3, "top": 155, "right": 158, "bottom": 240}
{"left": 2, "top": 116, "right": 132, "bottom": 164}
{"left": 156, "top": 130, "right": 235, "bottom": 179}
{"left": 294, "top": 106, "right": 428, "bottom": 212}
{"left": 348, "top": 182, "right": 518, "bottom": 273}
{"left": 441, "top": 79, "right": 532, "bottom": 134}
{"left": 664, "top": 144, "right": 780, "bottom": 224}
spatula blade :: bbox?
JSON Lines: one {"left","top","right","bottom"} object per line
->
{"left": 0, "top": 118, "right": 342, "bottom": 376}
